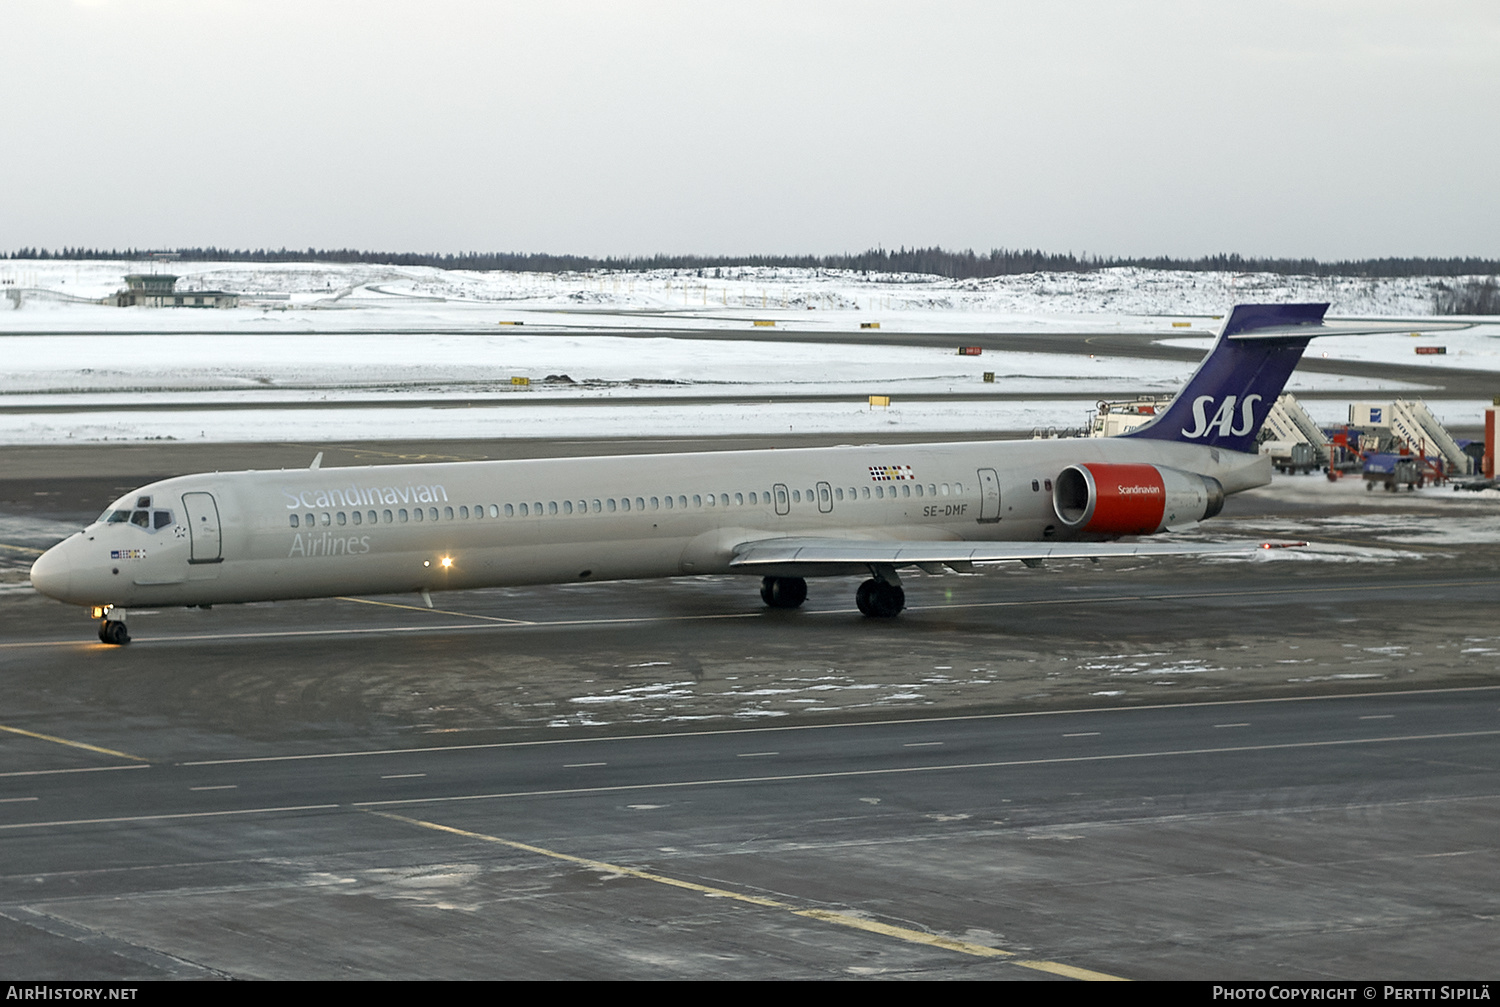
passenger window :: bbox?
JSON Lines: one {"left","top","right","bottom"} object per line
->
{"left": 489, "top": 505, "right": 499, "bottom": 518}
{"left": 1032, "top": 480, "right": 1040, "bottom": 492}
{"left": 734, "top": 493, "right": 743, "bottom": 505}
{"left": 459, "top": 506, "right": 469, "bottom": 519}
{"left": 749, "top": 492, "right": 757, "bottom": 505}
{"left": 834, "top": 488, "right": 843, "bottom": 501}
{"left": 592, "top": 500, "right": 602, "bottom": 513}
{"left": 705, "top": 494, "right": 715, "bottom": 507}
{"left": 320, "top": 512, "right": 331, "bottom": 526}
{"left": 650, "top": 497, "right": 659, "bottom": 510}
{"left": 518, "top": 503, "right": 528, "bottom": 516}
{"left": 620, "top": 498, "right": 630, "bottom": 512}
{"left": 664, "top": 495, "right": 673, "bottom": 510}
{"left": 383, "top": 510, "right": 394, "bottom": 523}
{"left": 636, "top": 497, "right": 645, "bottom": 511}
{"left": 547, "top": 502, "right": 557, "bottom": 515}
{"left": 692, "top": 495, "right": 702, "bottom": 507}
{"left": 430, "top": 507, "right": 440, "bottom": 521}
{"left": 563, "top": 501, "right": 573, "bottom": 515}
{"left": 305, "top": 512, "right": 315, "bottom": 526}
{"left": 505, "top": 504, "right": 515, "bottom": 516}
{"left": 444, "top": 506, "right": 454, "bottom": 520}
{"left": 678, "top": 495, "right": 688, "bottom": 509}
{"left": 914, "top": 484, "right": 923, "bottom": 497}
{"left": 940, "top": 484, "right": 949, "bottom": 496}
{"left": 131, "top": 510, "right": 149, "bottom": 528}
{"left": 606, "top": 499, "right": 617, "bottom": 512}
{"left": 153, "top": 510, "right": 172, "bottom": 529}
{"left": 955, "top": 482, "right": 965, "bottom": 494}
{"left": 368, "top": 510, "right": 378, "bottom": 524}
{"left": 902, "top": 485, "right": 911, "bottom": 497}
{"left": 720, "top": 494, "right": 730, "bottom": 507}
{"left": 398, "top": 509, "right": 408, "bottom": 522}
{"left": 874, "top": 486, "right": 884, "bottom": 499}
{"left": 414, "top": 508, "right": 424, "bottom": 522}
{"left": 289, "top": 514, "right": 300, "bottom": 528}
{"left": 336, "top": 511, "right": 347, "bottom": 525}
{"left": 351, "top": 511, "right": 362, "bottom": 525}
{"left": 791, "top": 490, "right": 800, "bottom": 503}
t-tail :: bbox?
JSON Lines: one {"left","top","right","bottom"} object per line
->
{"left": 1124, "top": 303, "right": 1328, "bottom": 453}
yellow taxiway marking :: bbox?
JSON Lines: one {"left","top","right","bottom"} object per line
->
{"left": 336, "top": 596, "right": 535, "bottom": 625}
{"left": 0, "top": 724, "right": 147, "bottom": 762}
{"left": 374, "top": 811, "right": 1126, "bottom": 980}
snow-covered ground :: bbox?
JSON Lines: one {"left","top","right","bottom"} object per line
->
{"left": 4, "top": 258, "right": 1495, "bottom": 333}
{"left": 1, "top": 259, "right": 1494, "bottom": 445}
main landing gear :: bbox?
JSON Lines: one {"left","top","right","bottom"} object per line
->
{"left": 855, "top": 578, "right": 905, "bottom": 618}
{"left": 760, "top": 576, "right": 807, "bottom": 609}
{"left": 760, "top": 572, "right": 907, "bottom": 618}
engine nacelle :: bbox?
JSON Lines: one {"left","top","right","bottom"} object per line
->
{"left": 1052, "top": 463, "right": 1224, "bottom": 535}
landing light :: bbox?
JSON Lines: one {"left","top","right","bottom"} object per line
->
{"left": 91, "top": 605, "right": 111, "bottom": 619}
{"left": 440, "top": 556, "right": 453, "bottom": 568}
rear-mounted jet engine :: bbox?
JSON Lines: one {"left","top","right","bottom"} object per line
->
{"left": 1052, "top": 463, "right": 1224, "bottom": 535}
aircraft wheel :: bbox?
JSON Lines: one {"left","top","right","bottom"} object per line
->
{"left": 99, "top": 620, "right": 130, "bottom": 646}
{"left": 856, "top": 579, "right": 905, "bottom": 618}
{"left": 760, "top": 576, "right": 807, "bottom": 609}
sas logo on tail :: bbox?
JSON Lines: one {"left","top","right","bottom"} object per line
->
{"left": 1181, "top": 394, "right": 1262, "bottom": 439}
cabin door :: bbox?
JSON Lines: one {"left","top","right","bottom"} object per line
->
{"left": 182, "top": 492, "right": 223, "bottom": 563}
{"left": 977, "top": 468, "right": 1001, "bottom": 523}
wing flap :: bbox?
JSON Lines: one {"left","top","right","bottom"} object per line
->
{"left": 728, "top": 537, "right": 1303, "bottom": 569}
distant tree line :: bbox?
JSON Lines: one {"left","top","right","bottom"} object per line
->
{"left": 1433, "top": 277, "right": 1500, "bottom": 314}
{"left": 5, "top": 245, "right": 1500, "bottom": 280}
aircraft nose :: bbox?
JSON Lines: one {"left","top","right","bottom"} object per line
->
{"left": 29, "top": 543, "right": 73, "bottom": 601}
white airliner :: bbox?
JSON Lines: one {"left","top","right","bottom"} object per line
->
{"left": 29, "top": 304, "right": 1413, "bottom": 644}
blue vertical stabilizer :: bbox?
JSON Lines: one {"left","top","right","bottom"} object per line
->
{"left": 1124, "top": 303, "right": 1328, "bottom": 453}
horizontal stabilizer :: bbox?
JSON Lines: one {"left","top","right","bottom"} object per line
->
{"left": 1227, "top": 319, "right": 1469, "bottom": 341}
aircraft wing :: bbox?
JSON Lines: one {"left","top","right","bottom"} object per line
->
{"left": 727, "top": 536, "right": 1304, "bottom": 570}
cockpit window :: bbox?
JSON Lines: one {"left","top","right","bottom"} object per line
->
{"left": 153, "top": 510, "right": 173, "bottom": 530}
{"left": 136, "top": 496, "right": 152, "bottom": 508}
{"left": 130, "top": 510, "right": 150, "bottom": 528}
{"left": 102, "top": 509, "right": 132, "bottom": 524}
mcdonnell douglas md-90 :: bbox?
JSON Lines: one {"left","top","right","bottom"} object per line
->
{"left": 31, "top": 304, "right": 1410, "bottom": 644}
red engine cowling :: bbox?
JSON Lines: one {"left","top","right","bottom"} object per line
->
{"left": 1052, "top": 463, "right": 1224, "bottom": 535}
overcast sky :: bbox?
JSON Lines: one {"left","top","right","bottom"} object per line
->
{"left": 4, "top": 1, "right": 1498, "bottom": 260}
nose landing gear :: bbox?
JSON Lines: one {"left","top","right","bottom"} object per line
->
{"left": 98, "top": 620, "right": 130, "bottom": 645}
{"left": 92, "top": 606, "right": 130, "bottom": 645}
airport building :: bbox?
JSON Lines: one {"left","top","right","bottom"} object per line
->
{"left": 113, "top": 273, "right": 238, "bottom": 308}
